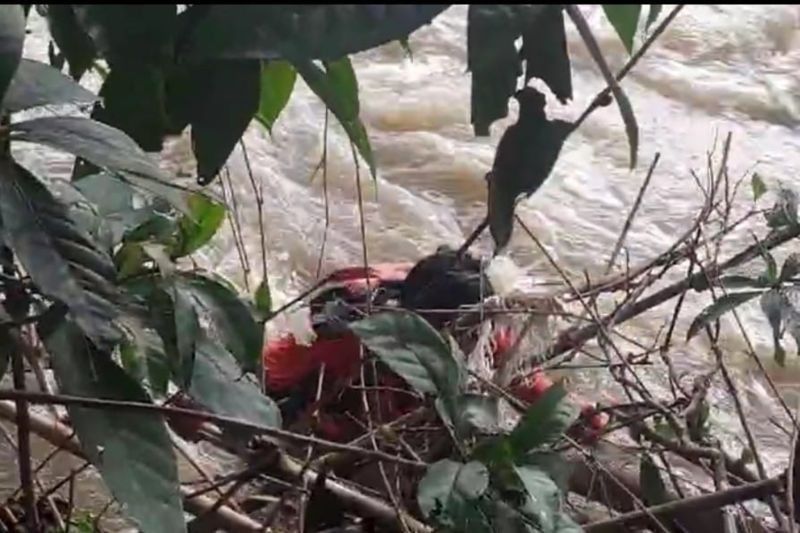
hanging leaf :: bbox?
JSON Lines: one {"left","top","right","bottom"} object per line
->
{"left": 294, "top": 57, "right": 376, "bottom": 178}
{"left": 417, "top": 459, "right": 490, "bottom": 529}
{"left": 43, "top": 5, "right": 96, "bottom": 81}
{"left": 3, "top": 58, "right": 97, "bottom": 112}
{"left": 39, "top": 318, "right": 186, "bottom": 533}
{"left": 0, "top": 162, "right": 120, "bottom": 347}
{"left": 520, "top": 6, "right": 572, "bottom": 104}
{"left": 640, "top": 453, "right": 669, "bottom": 505}
{"left": 181, "top": 5, "right": 449, "bottom": 62}
{"left": 686, "top": 291, "right": 763, "bottom": 340}
{"left": 781, "top": 253, "right": 800, "bottom": 282}
{"left": 177, "top": 272, "right": 264, "bottom": 372}
{"left": 256, "top": 60, "right": 296, "bottom": 134}
{"left": 189, "top": 335, "right": 281, "bottom": 428}
{"left": 149, "top": 283, "right": 200, "bottom": 388}
{"left": 507, "top": 382, "right": 574, "bottom": 459}
{"left": 172, "top": 193, "right": 225, "bottom": 258}
{"left": 645, "top": 5, "right": 662, "bottom": 32}
{"left": 751, "top": 173, "right": 767, "bottom": 201}
{"left": 761, "top": 288, "right": 785, "bottom": 365}
{"left": 255, "top": 278, "right": 272, "bottom": 317}
{"left": 602, "top": 5, "right": 642, "bottom": 54}
{"left": 454, "top": 393, "right": 500, "bottom": 438}
{"left": 0, "top": 5, "right": 24, "bottom": 103}
{"left": 716, "top": 275, "right": 770, "bottom": 290}
{"left": 765, "top": 187, "right": 799, "bottom": 228}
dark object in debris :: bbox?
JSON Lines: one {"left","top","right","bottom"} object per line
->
{"left": 400, "top": 244, "right": 494, "bottom": 328}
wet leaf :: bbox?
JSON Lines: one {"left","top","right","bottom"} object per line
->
{"left": 520, "top": 6, "right": 572, "bottom": 104}
{"left": 178, "top": 272, "right": 263, "bottom": 372}
{"left": 172, "top": 193, "right": 225, "bottom": 258}
{"left": 640, "top": 453, "right": 668, "bottom": 505}
{"left": 39, "top": 318, "right": 185, "bottom": 533}
{"left": 520, "top": 452, "right": 573, "bottom": 494}
{"left": 43, "top": 5, "right": 96, "bottom": 81}
{"left": 294, "top": 57, "right": 375, "bottom": 178}
{"left": 149, "top": 283, "right": 199, "bottom": 388}
{"left": 0, "top": 162, "right": 120, "bottom": 347}
{"left": 602, "top": 5, "right": 642, "bottom": 54}
{"left": 189, "top": 335, "right": 281, "bottom": 428}
{"left": 256, "top": 60, "right": 296, "bottom": 134}
{"left": 3, "top": 58, "right": 97, "bottom": 112}
{"left": 686, "top": 291, "right": 763, "bottom": 341}
{"left": 751, "top": 173, "right": 767, "bottom": 201}
{"left": 254, "top": 278, "right": 272, "bottom": 316}
{"left": 513, "top": 465, "right": 559, "bottom": 532}
{"left": 0, "top": 5, "right": 24, "bottom": 103}
{"left": 508, "top": 382, "right": 575, "bottom": 459}
{"left": 182, "top": 5, "right": 448, "bottom": 62}
{"left": 418, "top": 459, "right": 490, "bottom": 529}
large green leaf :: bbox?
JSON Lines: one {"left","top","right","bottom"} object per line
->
{"left": 43, "top": 5, "right": 96, "bottom": 80}
{"left": 0, "top": 5, "right": 24, "bottom": 103}
{"left": 177, "top": 272, "right": 263, "bottom": 372}
{"left": 350, "top": 310, "right": 460, "bottom": 399}
{"left": 39, "top": 318, "right": 185, "bottom": 533}
{"left": 172, "top": 193, "right": 225, "bottom": 258}
{"left": 686, "top": 291, "right": 763, "bottom": 341}
{"left": 181, "top": 5, "right": 449, "bottom": 62}
{"left": 149, "top": 282, "right": 199, "bottom": 388}
{"left": 256, "top": 60, "right": 296, "bottom": 134}
{"left": 513, "top": 465, "right": 560, "bottom": 533}
{"left": 418, "top": 459, "right": 491, "bottom": 530}
{"left": 9, "top": 116, "right": 169, "bottom": 181}
{"left": 602, "top": 5, "right": 642, "bottom": 54}
{"left": 3, "top": 58, "right": 97, "bottom": 112}
{"left": 189, "top": 335, "right": 280, "bottom": 428}
{"left": 294, "top": 57, "right": 376, "bottom": 178}
{"left": 520, "top": 6, "right": 571, "bottom": 104}
{"left": 507, "top": 382, "right": 574, "bottom": 459}
{"left": 0, "top": 162, "right": 120, "bottom": 347}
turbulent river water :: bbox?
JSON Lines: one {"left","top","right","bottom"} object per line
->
{"left": 7, "top": 4, "right": 800, "bottom": 528}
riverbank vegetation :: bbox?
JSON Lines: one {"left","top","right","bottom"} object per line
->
{"left": 0, "top": 4, "right": 796, "bottom": 532}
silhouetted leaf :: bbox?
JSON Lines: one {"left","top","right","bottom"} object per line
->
{"left": 43, "top": 5, "right": 96, "bottom": 80}
{"left": 418, "top": 459, "right": 490, "bottom": 529}
{"left": 686, "top": 291, "right": 763, "bottom": 341}
{"left": 602, "top": 5, "right": 642, "bottom": 54}
{"left": 645, "top": 5, "right": 662, "bottom": 32}
{"left": 761, "top": 288, "right": 785, "bottom": 364}
{"left": 3, "top": 58, "right": 97, "bottom": 112}
{"left": 520, "top": 6, "right": 571, "bottom": 104}
{"left": 0, "top": 162, "right": 120, "bottom": 347}
{"left": 189, "top": 335, "right": 281, "bottom": 428}
{"left": 640, "top": 453, "right": 668, "bottom": 505}
{"left": 172, "top": 194, "right": 225, "bottom": 258}
{"left": 751, "top": 173, "right": 767, "bottom": 201}
{"left": 294, "top": 57, "right": 375, "bottom": 178}
{"left": 508, "top": 382, "right": 574, "bottom": 458}
{"left": 39, "top": 319, "right": 185, "bottom": 533}
{"left": 182, "top": 5, "right": 448, "bottom": 61}
{"left": 0, "top": 5, "right": 24, "bottom": 103}
{"left": 256, "top": 60, "right": 296, "bottom": 134}
{"left": 178, "top": 272, "right": 263, "bottom": 372}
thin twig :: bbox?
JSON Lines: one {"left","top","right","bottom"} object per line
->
{"left": 10, "top": 333, "right": 39, "bottom": 530}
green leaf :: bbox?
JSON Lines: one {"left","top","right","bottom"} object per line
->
{"left": 43, "top": 5, "right": 96, "bottom": 81}
{"left": 602, "top": 5, "right": 642, "bottom": 54}
{"left": 751, "top": 173, "right": 767, "bottom": 201}
{"left": 294, "top": 57, "right": 376, "bottom": 179}
{"left": 513, "top": 465, "right": 560, "bottom": 533}
{"left": 0, "top": 162, "right": 120, "bottom": 347}
{"left": 350, "top": 310, "right": 460, "bottom": 400}
{"left": 467, "top": 5, "right": 523, "bottom": 136}
{"left": 781, "top": 253, "right": 800, "bottom": 282}
{"left": 172, "top": 193, "right": 225, "bottom": 258}
{"left": 418, "top": 459, "right": 490, "bottom": 529}
{"left": 645, "top": 5, "right": 662, "bottom": 32}
{"left": 686, "top": 291, "right": 763, "bottom": 341}
{"left": 39, "top": 318, "right": 185, "bottom": 533}
{"left": 254, "top": 278, "right": 272, "bottom": 316}
{"left": 189, "top": 335, "right": 280, "bottom": 428}
{"left": 177, "top": 272, "right": 263, "bottom": 372}
{"left": 256, "top": 60, "right": 296, "bottom": 134}
{"left": 640, "top": 453, "right": 668, "bottom": 505}
{"left": 520, "top": 452, "right": 573, "bottom": 495}
{"left": 149, "top": 283, "right": 199, "bottom": 388}
{"left": 0, "top": 5, "right": 24, "bottom": 104}
{"left": 520, "top": 6, "right": 572, "bottom": 104}
{"left": 765, "top": 187, "right": 798, "bottom": 228}
{"left": 455, "top": 393, "right": 500, "bottom": 438}
{"left": 761, "top": 288, "right": 785, "bottom": 364}
{"left": 508, "top": 382, "right": 574, "bottom": 458}
{"left": 3, "top": 58, "right": 97, "bottom": 112}
{"left": 182, "top": 5, "right": 449, "bottom": 62}
{"left": 9, "top": 117, "right": 169, "bottom": 182}
{"left": 717, "top": 275, "right": 770, "bottom": 290}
